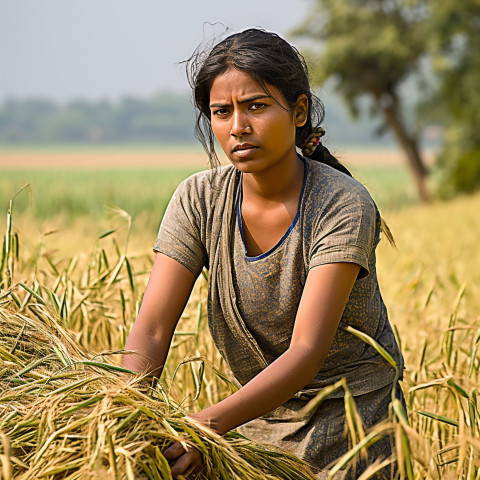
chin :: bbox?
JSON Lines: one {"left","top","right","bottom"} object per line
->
{"left": 229, "top": 160, "right": 263, "bottom": 174}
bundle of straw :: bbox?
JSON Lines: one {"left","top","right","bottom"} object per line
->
{"left": 0, "top": 297, "right": 317, "bottom": 480}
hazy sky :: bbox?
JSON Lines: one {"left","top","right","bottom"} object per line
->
{"left": 1, "top": 0, "right": 311, "bottom": 102}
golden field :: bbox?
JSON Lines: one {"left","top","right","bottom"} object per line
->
{"left": 0, "top": 148, "right": 478, "bottom": 478}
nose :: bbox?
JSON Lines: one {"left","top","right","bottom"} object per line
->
{"left": 230, "top": 109, "right": 252, "bottom": 137}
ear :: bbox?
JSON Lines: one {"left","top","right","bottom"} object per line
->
{"left": 294, "top": 94, "right": 308, "bottom": 128}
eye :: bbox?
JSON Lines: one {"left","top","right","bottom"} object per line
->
{"left": 249, "top": 102, "right": 267, "bottom": 111}
{"left": 212, "top": 108, "right": 229, "bottom": 117}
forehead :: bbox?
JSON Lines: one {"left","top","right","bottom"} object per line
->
{"left": 209, "top": 68, "right": 284, "bottom": 104}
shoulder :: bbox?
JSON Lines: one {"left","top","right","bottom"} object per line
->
{"left": 174, "top": 164, "right": 237, "bottom": 203}
{"left": 172, "top": 165, "right": 236, "bottom": 210}
{"left": 303, "top": 159, "right": 381, "bottom": 276}
{"left": 304, "top": 158, "right": 378, "bottom": 219}
{"left": 306, "top": 158, "right": 375, "bottom": 205}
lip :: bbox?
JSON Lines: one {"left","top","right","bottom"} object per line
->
{"left": 231, "top": 143, "right": 259, "bottom": 157}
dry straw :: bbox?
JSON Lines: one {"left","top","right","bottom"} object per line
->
{"left": 0, "top": 299, "right": 318, "bottom": 479}
{"left": 0, "top": 191, "right": 318, "bottom": 479}
{"left": 1, "top": 187, "right": 479, "bottom": 478}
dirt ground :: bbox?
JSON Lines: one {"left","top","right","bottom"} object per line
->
{"left": 0, "top": 148, "right": 434, "bottom": 169}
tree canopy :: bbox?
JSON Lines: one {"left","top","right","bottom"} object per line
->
{"left": 424, "top": 0, "right": 480, "bottom": 196}
{"left": 292, "top": 0, "right": 480, "bottom": 199}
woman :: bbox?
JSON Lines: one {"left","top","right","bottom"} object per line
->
{"left": 123, "top": 28, "right": 405, "bottom": 479}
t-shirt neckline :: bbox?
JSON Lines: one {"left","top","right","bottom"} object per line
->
{"left": 237, "top": 157, "right": 309, "bottom": 262}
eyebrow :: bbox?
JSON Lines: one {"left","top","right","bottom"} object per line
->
{"left": 209, "top": 94, "right": 272, "bottom": 108}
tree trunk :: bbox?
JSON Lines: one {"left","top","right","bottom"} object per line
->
{"left": 375, "top": 92, "right": 430, "bottom": 203}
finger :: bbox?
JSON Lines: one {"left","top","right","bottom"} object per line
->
{"left": 163, "top": 441, "right": 186, "bottom": 460}
{"left": 189, "top": 454, "right": 204, "bottom": 473}
{"left": 171, "top": 449, "right": 202, "bottom": 477}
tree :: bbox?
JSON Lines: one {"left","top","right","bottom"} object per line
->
{"left": 292, "top": 0, "right": 431, "bottom": 202}
{"left": 423, "top": 0, "right": 480, "bottom": 197}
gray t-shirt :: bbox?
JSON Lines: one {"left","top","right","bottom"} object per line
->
{"left": 154, "top": 157, "right": 404, "bottom": 397}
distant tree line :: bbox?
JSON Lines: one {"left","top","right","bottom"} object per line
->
{"left": 0, "top": 90, "right": 402, "bottom": 148}
{"left": 0, "top": 93, "right": 197, "bottom": 145}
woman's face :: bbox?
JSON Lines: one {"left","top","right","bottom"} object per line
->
{"left": 208, "top": 68, "right": 307, "bottom": 174}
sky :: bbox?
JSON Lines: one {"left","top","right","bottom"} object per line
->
{"left": 0, "top": 0, "right": 311, "bottom": 102}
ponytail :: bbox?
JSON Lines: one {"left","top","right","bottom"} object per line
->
{"left": 311, "top": 144, "right": 353, "bottom": 178}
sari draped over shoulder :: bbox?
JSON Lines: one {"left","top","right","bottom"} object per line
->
{"left": 205, "top": 167, "right": 270, "bottom": 384}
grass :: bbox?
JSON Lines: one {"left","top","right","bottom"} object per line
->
{"left": 350, "top": 165, "right": 418, "bottom": 211}
{"left": 376, "top": 193, "right": 480, "bottom": 479}
{"left": 0, "top": 155, "right": 478, "bottom": 478}
{"left": 0, "top": 167, "right": 202, "bottom": 228}
{"left": 0, "top": 163, "right": 417, "bottom": 228}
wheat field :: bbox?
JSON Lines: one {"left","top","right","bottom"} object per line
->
{"left": 0, "top": 157, "right": 478, "bottom": 478}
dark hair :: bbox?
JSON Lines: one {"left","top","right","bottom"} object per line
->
{"left": 185, "top": 28, "right": 352, "bottom": 177}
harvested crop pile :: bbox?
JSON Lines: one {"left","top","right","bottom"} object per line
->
{"left": 0, "top": 298, "right": 316, "bottom": 480}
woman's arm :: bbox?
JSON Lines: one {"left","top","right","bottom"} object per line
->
{"left": 165, "top": 262, "right": 360, "bottom": 475}
{"left": 122, "top": 253, "right": 196, "bottom": 377}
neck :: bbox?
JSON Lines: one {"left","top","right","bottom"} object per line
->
{"left": 242, "top": 153, "right": 305, "bottom": 203}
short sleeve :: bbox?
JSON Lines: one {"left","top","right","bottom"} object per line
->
{"left": 309, "top": 189, "right": 378, "bottom": 279}
{"left": 153, "top": 179, "right": 207, "bottom": 278}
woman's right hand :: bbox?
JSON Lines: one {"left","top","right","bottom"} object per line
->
{"left": 164, "top": 441, "right": 203, "bottom": 478}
